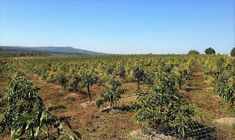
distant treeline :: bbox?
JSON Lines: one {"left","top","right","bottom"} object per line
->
{"left": 0, "top": 51, "right": 49, "bottom": 57}
{"left": 0, "top": 46, "right": 47, "bottom": 57}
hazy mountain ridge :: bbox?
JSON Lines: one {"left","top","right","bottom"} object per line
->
{"left": 0, "top": 46, "right": 103, "bottom": 55}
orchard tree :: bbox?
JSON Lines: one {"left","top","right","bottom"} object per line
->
{"left": 205, "top": 47, "right": 216, "bottom": 55}
{"left": 144, "top": 72, "right": 155, "bottom": 86}
{"left": 0, "top": 59, "right": 8, "bottom": 73}
{"left": 56, "top": 73, "right": 68, "bottom": 89}
{"left": 174, "top": 68, "right": 188, "bottom": 89}
{"left": 68, "top": 73, "right": 81, "bottom": 92}
{"left": 0, "top": 72, "right": 80, "bottom": 139}
{"left": 116, "top": 65, "right": 126, "bottom": 78}
{"left": 214, "top": 72, "right": 235, "bottom": 105}
{"left": 231, "top": 47, "right": 235, "bottom": 57}
{"left": 133, "top": 71, "right": 195, "bottom": 137}
{"left": 162, "top": 64, "right": 174, "bottom": 73}
{"left": 80, "top": 70, "right": 99, "bottom": 101}
{"left": 96, "top": 76, "right": 124, "bottom": 109}
{"left": 106, "top": 64, "right": 115, "bottom": 75}
{"left": 132, "top": 66, "right": 145, "bottom": 90}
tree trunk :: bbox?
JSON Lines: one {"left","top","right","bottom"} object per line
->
{"left": 87, "top": 86, "right": 91, "bottom": 101}
{"left": 110, "top": 102, "right": 113, "bottom": 109}
{"left": 179, "top": 83, "right": 182, "bottom": 90}
{"left": 137, "top": 81, "right": 140, "bottom": 90}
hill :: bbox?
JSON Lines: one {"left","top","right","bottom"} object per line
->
{"left": 0, "top": 46, "right": 103, "bottom": 55}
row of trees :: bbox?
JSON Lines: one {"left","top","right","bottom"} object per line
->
{"left": 2, "top": 55, "right": 199, "bottom": 138}
{"left": 23, "top": 55, "right": 195, "bottom": 102}
{"left": 93, "top": 66, "right": 196, "bottom": 138}
{"left": 96, "top": 76, "right": 124, "bottom": 109}
{"left": 203, "top": 55, "right": 235, "bottom": 106}
{"left": 0, "top": 56, "right": 196, "bottom": 139}
{"left": 133, "top": 71, "right": 195, "bottom": 137}
{"left": 94, "top": 59, "right": 196, "bottom": 138}
{"left": 94, "top": 69, "right": 195, "bottom": 138}
{"left": 188, "top": 47, "right": 235, "bottom": 56}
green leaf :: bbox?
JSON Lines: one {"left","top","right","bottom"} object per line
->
{"left": 72, "top": 130, "right": 81, "bottom": 138}
{"left": 48, "top": 105, "right": 66, "bottom": 111}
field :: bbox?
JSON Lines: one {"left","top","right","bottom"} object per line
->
{"left": 0, "top": 54, "right": 235, "bottom": 140}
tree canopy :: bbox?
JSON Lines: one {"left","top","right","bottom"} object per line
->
{"left": 205, "top": 47, "right": 216, "bottom": 55}
{"left": 188, "top": 50, "right": 200, "bottom": 55}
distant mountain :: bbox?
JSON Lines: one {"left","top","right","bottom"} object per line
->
{"left": 0, "top": 46, "right": 103, "bottom": 55}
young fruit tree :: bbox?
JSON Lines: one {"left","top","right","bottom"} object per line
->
{"left": 133, "top": 71, "right": 195, "bottom": 138}
{"left": 80, "top": 70, "right": 99, "bottom": 101}
{"left": 106, "top": 64, "right": 115, "bottom": 76}
{"left": 214, "top": 72, "right": 235, "bottom": 106}
{"left": 68, "top": 73, "right": 81, "bottom": 92}
{"left": 144, "top": 72, "right": 155, "bottom": 86}
{"left": 0, "top": 72, "right": 80, "bottom": 139}
{"left": 116, "top": 65, "right": 126, "bottom": 78}
{"left": 173, "top": 67, "right": 188, "bottom": 90}
{"left": 132, "top": 66, "right": 145, "bottom": 90}
{"left": 96, "top": 76, "right": 124, "bottom": 109}
{"left": 55, "top": 72, "right": 68, "bottom": 89}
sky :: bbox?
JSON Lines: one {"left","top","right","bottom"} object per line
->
{"left": 0, "top": 0, "right": 234, "bottom": 54}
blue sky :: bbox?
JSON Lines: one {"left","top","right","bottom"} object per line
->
{"left": 0, "top": 0, "right": 234, "bottom": 54}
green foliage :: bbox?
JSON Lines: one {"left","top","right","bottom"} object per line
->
{"left": 203, "top": 55, "right": 235, "bottom": 105}
{"left": 96, "top": 76, "right": 124, "bottom": 108}
{"left": 143, "top": 72, "right": 155, "bottom": 86}
{"left": 24, "top": 55, "right": 196, "bottom": 90}
{"left": 231, "top": 47, "right": 235, "bottom": 57}
{"left": 0, "top": 72, "right": 80, "bottom": 139}
{"left": 205, "top": 47, "right": 216, "bottom": 55}
{"left": 68, "top": 73, "right": 81, "bottom": 92}
{"left": 56, "top": 73, "right": 68, "bottom": 89}
{"left": 80, "top": 70, "right": 99, "bottom": 101}
{"left": 188, "top": 50, "right": 200, "bottom": 55}
{"left": 132, "top": 66, "right": 145, "bottom": 90}
{"left": 173, "top": 67, "right": 188, "bottom": 89}
{"left": 0, "top": 59, "right": 8, "bottom": 73}
{"left": 134, "top": 71, "right": 195, "bottom": 138}
{"left": 0, "top": 90, "right": 4, "bottom": 98}
{"left": 23, "top": 55, "right": 197, "bottom": 101}
{"left": 162, "top": 64, "right": 174, "bottom": 73}
{"left": 214, "top": 72, "right": 235, "bottom": 105}
{"left": 116, "top": 65, "right": 126, "bottom": 78}
{"left": 106, "top": 64, "right": 115, "bottom": 75}
{"left": 2, "top": 55, "right": 221, "bottom": 138}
